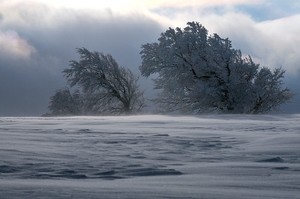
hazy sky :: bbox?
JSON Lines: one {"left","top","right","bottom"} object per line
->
{"left": 1, "top": 0, "right": 300, "bottom": 116}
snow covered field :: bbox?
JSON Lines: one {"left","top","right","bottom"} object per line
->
{"left": 0, "top": 115, "right": 299, "bottom": 199}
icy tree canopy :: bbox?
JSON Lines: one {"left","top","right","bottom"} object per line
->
{"left": 140, "top": 22, "right": 293, "bottom": 114}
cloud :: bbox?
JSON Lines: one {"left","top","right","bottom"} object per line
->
{"left": 143, "top": 0, "right": 262, "bottom": 8}
{"left": 0, "top": 30, "right": 36, "bottom": 59}
{"left": 2, "top": 0, "right": 262, "bottom": 11}
{"left": 256, "top": 15, "right": 300, "bottom": 74}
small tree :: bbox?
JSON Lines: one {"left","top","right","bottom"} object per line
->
{"left": 140, "top": 22, "right": 293, "bottom": 113}
{"left": 251, "top": 67, "right": 293, "bottom": 113}
{"left": 48, "top": 88, "right": 81, "bottom": 116}
{"left": 63, "top": 48, "right": 144, "bottom": 114}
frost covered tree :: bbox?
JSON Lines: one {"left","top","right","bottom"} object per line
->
{"left": 251, "top": 67, "right": 293, "bottom": 113}
{"left": 47, "top": 88, "right": 81, "bottom": 116}
{"left": 63, "top": 48, "right": 144, "bottom": 114}
{"left": 140, "top": 22, "right": 293, "bottom": 113}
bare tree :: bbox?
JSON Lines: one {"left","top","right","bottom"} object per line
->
{"left": 63, "top": 48, "right": 144, "bottom": 114}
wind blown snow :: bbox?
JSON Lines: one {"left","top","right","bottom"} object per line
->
{"left": 0, "top": 115, "right": 299, "bottom": 199}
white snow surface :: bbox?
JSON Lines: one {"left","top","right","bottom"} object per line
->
{"left": 0, "top": 114, "right": 299, "bottom": 199}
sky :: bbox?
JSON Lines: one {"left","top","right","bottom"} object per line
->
{"left": 0, "top": 0, "right": 300, "bottom": 116}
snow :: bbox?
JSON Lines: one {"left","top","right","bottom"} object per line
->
{"left": 0, "top": 114, "right": 299, "bottom": 199}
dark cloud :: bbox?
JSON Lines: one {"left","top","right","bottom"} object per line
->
{"left": 0, "top": 4, "right": 163, "bottom": 116}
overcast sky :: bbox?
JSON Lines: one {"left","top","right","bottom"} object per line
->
{"left": 0, "top": 0, "right": 300, "bottom": 116}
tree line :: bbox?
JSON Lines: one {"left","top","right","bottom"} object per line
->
{"left": 46, "top": 22, "right": 293, "bottom": 116}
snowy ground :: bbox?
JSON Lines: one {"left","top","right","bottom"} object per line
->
{"left": 0, "top": 114, "right": 299, "bottom": 199}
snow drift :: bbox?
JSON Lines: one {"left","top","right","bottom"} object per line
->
{"left": 0, "top": 115, "right": 299, "bottom": 198}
